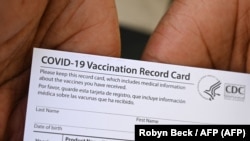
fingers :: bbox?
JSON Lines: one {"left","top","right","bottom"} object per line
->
{"left": 35, "top": 0, "right": 121, "bottom": 57}
{"left": 0, "top": 0, "right": 48, "bottom": 85}
{"left": 0, "top": 0, "right": 121, "bottom": 140}
{"left": 0, "top": 1, "right": 47, "bottom": 140}
{"left": 228, "top": 0, "right": 250, "bottom": 73}
{"left": 142, "top": 0, "right": 238, "bottom": 70}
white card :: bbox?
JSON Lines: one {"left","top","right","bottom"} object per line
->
{"left": 24, "top": 48, "right": 250, "bottom": 141}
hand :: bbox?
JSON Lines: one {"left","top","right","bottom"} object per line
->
{"left": 0, "top": 0, "right": 120, "bottom": 140}
{"left": 143, "top": 0, "right": 250, "bottom": 73}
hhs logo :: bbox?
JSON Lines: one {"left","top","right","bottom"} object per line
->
{"left": 198, "top": 75, "right": 221, "bottom": 101}
{"left": 224, "top": 84, "right": 245, "bottom": 101}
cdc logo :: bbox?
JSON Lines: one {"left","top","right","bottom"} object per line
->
{"left": 224, "top": 84, "right": 245, "bottom": 101}
{"left": 225, "top": 85, "right": 245, "bottom": 94}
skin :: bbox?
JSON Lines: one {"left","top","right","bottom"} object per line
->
{"left": 143, "top": 0, "right": 250, "bottom": 72}
{"left": 0, "top": 0, "right": 120, "bottom": 140}
{"left": 0, "top": 0, "right": 249, "bottom": 140}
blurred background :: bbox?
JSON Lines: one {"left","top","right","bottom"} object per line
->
{"left": 115, "top": 0, "right": 172, "bottom": 59}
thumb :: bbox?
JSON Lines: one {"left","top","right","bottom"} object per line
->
{"left": 142, "top": 0, "right": 238, "bottom": 70}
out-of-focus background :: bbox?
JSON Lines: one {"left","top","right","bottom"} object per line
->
{"left": 115, "top": 0, "right": 172, "bottom": 59}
